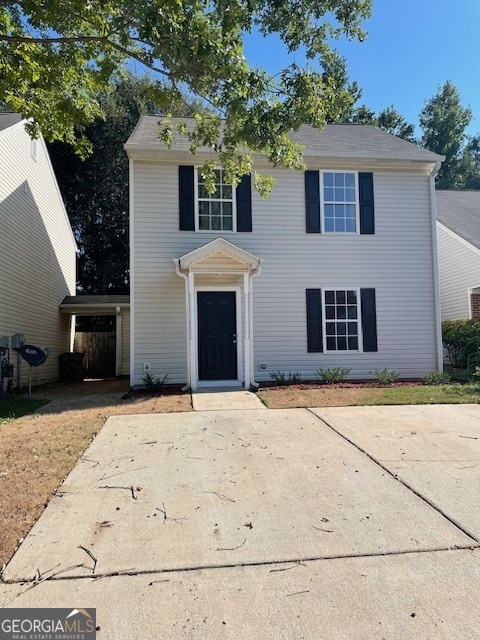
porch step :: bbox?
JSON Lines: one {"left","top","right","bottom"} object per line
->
{"left": 192, "top": 389, "right": 267, "bottom": 411}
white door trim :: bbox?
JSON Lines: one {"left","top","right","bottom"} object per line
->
{"left": 194, "top": 285, "right": 243, "bottom": 389}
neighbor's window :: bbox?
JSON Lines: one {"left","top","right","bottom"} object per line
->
{"left": 197, "top": 169, "right": 235, "bottom": 231}
{"left": 322, "top": 172, "right": 358, "bottom": 233}
{"left": 324, "top": 289, "right": 361, "bottom": 351}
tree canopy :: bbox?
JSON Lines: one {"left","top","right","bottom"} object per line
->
{"left": 349, "top": 104, "right": 415, "bottom": 142}
{"left": 47, "top": 74, "right": 206, "bottom": 294}
{"left": 1, "top": 0, "right": 371, "bottom": 188}
{"left": 420, "top": 81, "right": 473, "bottom": 189}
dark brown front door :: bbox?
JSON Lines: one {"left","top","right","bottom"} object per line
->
{"left": 198, "top": 292, "right": 237, "bottom": 380}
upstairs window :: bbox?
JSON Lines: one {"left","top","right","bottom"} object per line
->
{"left": 322, "top": 172, "right": 359, "bottom": 233}
{"left": 196, "top": 169, "right": 236, "bottom": 232}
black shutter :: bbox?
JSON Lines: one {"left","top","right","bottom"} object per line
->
{"left": 236, "top": 174, "right": 252, "bottom": 232}
{"left": 305, "top": 170, "right": 321, "bottom": 233}
{"left": 359, "top": 172, "right": 375, "bottom": 234}
{"left": 361, "top": 288, "right": 377, "bottom": 352}
{"left": 306, "top": 289, "right": 323, "bottom": 352}
{"left": 179, "top": 166, "right": 195, "bottom": 231}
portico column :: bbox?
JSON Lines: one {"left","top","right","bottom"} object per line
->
{"left": 188, "top": 271, "right": 197, "bottom": 390}
{"left": 244, "top": 273, "right": 251, "bottom": 389}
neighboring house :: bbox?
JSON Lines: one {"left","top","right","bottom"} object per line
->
{"left": 125, "top": 117, "right": 444, "bottom": 389}
{"left": 0, "top": 113, "right": 77, "bottom": 386}
{"left": 436, "top": 190, "right": 480, "bottom": 320}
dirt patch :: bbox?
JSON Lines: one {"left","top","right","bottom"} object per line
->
{"left": 0, "top": 379, "right": 191, "bottom": 569}
{"left": 261, "top": 381, "right": 421, "bottom": 392}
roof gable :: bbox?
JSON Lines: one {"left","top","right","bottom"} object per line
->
{"left": 436, "top": 190, "right": 480, "bottom": 251}
{"left": 177, "top": 237, "right": 261, "bottom": 272}
{"left": 0, "top": 112, "right": 22, "bottom": 132}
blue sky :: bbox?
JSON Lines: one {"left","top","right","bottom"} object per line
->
{"left": 243, "top": 0, "right": 480, "bottom": 135}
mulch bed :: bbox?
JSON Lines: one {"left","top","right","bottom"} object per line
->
{"left": 122, "top": 384, "right": 188, "bottom": 399}
{"left": 259, "top": 380, "right": 431, "bottom": 392}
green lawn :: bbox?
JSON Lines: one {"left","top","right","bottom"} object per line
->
{"left": 0, "top": 398, "right": 49, "bottom": 424}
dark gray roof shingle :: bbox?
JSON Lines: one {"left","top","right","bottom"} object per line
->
{"left": 436, "top": 190, "right": 480, "bottom": 251}
{"left": 126, "top": 116, "right": 443, "bottom": 162}
{"left": 0, "top": 112, "right": 22, "bottom": 132}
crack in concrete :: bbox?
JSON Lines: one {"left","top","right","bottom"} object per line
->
{"left": 307, "top": 409, "right": 480, "bottom": 545}
{"left": 2, "top": 544, "right": 478, "bottom": 586}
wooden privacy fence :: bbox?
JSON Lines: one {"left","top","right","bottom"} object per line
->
{"left": 74, "top": 332, "right": 116, "bottom": 378}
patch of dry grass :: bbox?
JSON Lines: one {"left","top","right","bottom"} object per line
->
{"left": 0, "top": 379, "right": 191, "bottom": 569}
{"left": 258, "top": 384, "right": 480, "bottom": 410}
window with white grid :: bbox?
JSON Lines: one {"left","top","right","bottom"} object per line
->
{"left": 196, "top": 169, "right": 235, "bottom": 232}
{"left": 324, "top": 289, "right": 361, "bottom": 351}
{"left": 322, "top": 172, "right": 358, "bottom": 233}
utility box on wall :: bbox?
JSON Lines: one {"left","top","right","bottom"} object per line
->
{"left": 11, "top": 334, "right": 25, "bottom": 349}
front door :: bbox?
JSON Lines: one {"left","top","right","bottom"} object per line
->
{"left": 198, "top": 291, "right": 237, "bottom": 380}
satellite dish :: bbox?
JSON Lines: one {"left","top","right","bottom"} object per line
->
{"left": 19, "top": 345, "right": 47, "bottom": 367}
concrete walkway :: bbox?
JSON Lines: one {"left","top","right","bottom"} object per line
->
{"left": 192, "top": 388, "right": 266, "bottom": 411}
{"left": 1, "top": 403, "right": 480, "bottom": 639}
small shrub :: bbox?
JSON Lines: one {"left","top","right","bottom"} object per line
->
{"left": 269, "top": 370, "right": 286, "bottom": 384}
{"left": 315, "top": 367, "right": 351, "bottom": 384}
{"left": 368, "top": 368, "right": 399, "bottom": 384}
{"left": 288, "top": 370, "right": 302, "bottom": 383}
{"left": 442, "top": 319, "right": 480, "bottom": 368}
{"left": 269, "top": 370, "right": 302, "bottom": 385}
{"left": 421, "top": 371, "right": 451, "bottom": 385}
{"left": 142, "top": 372, "right": 170, "bottom": 390}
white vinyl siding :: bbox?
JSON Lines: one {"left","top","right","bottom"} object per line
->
{"left": 121, "top": 308, "right": 130, "bottom": 375}
{"left": 437, "top": 224, "right": 480, "bottom": 319}
{"left": 131, "top": 163, "right": 437, "bottom": 384}
{"left": 0, "top": 124, "right": 76, "bottom": 386}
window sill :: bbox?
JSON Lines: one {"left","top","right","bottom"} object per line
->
{"left": 195, "top": 229, "right": 237, "bottom": 234}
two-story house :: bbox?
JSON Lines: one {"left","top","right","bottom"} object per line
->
{"left": 125, "top": 117, "right": 444, "bottom": 389}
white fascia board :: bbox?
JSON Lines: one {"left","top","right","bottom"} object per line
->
{"left": 60, "top": 303, "right": 130, "bottom": 314}
{"left": 0, "top": 118, "right": 26, "bottom": 141}
{"left": 437, "top": 221, "right": 480, "bottom": 257}
{"left": 125, "top": 146, "right": 441, "bottom": 173}
{"left": 0, "top": 119, "right": 78, "bottom": 252}
{"left": 179, "top": 237, "right": 261, "bottom": 270}
{"left": 39, "top": 133, "right": 78, "bottom": 252}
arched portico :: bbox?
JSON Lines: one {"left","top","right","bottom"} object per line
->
{"left": 174, "top": 238, "right": 262, "bottom": 390}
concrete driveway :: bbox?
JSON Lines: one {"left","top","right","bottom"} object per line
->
{"left": 2, "top": 404, "right": 480, "bottom": 639}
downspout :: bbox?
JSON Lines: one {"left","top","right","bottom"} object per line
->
{"left": 248, "top": 261, "right": 263, "bottom": 388}
{"left": 129, "top": 157, "right": 135, "bottom": 387}
{"left": 429, "top": 161, "right": 443, "bottom": 372}
{"left": 174, "top": 259, "right": 191, "bottom": 391}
